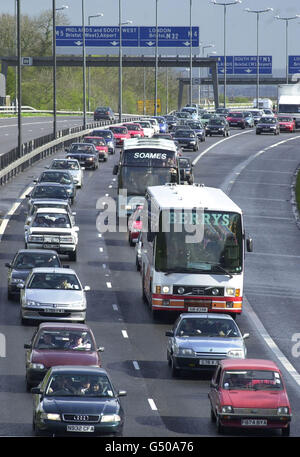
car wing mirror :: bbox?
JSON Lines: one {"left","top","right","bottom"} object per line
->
{"left": 31, "top": 387, "right": 42, "bottom": 395}
{"left": 117, "top": 390, "right": 127, "bottom": 397}
{"left": 243, "top": 333, "right": 250, "bottom": 340}
{"left": 17, "top": 283, "right": 25, "bottom": 289}
{"left": 84, "top": 285, "right": 91, "bottom": 291}
{"left": 97, "top": 347, "right": 105, "bottom": 352}
{"left": 113, "top": 165, "right": 119, "bottom": 175}
{"left": 62, "top": 264, "right": 70, "bottom": 268}
{"left": 165, "top": 331, "right": 174, "bottom": 337}
{"left": 74, "top": 226, "right": 79, "bottom": 232}
{"left": 246, "top": 236, "right": 253, "bottom": 252}
{"left": 24, "top": 343, "right": 31, "bottom": 349}
{"left": 5, "top": 263, "right": 12, "bottom": 268}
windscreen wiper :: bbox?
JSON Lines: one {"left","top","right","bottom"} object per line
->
{"left": 198, "top": 262, "right": 233, "bottom": 278}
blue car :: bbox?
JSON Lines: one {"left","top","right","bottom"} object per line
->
{"left": 89, "top": 129, "right": 116, "bottom": 154}
{"left": 154, "top": 116, "right": 168, "bottom": 133}
{"left": 186, "top": 120, "right": 206, "bottom": 142}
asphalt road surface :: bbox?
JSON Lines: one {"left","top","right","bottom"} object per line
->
{"left": 0, "top": 120, "right": 300, "bottom": 438}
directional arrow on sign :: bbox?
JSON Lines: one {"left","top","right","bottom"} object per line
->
{"left": 183, "top": 41, "right": 190, "bottom": 46}
{"left": 245, "top": 68, "right": 252, "bottom": 73}
{"left": 111, "top": 41, "right": 119, "bottom": 46}
{"left": 146, "top": 41, "right": 155, "bottom": 46}
{"left": 74, "top": 41, "right": 82, "bottom": 46}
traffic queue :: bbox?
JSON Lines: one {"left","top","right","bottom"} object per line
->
{"left": 4, "top": 106, "right": 292, "bottom": 437}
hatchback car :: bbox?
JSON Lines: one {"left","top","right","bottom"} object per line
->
{"left": 178, "top": 157, "right": 194, "bottom": 185}
{"left": 31, "top": 366, "right": 126, "bottom": 436}
{"left": 249, "top": 109, "right": 264, "bottom": 125}
{"left": 34, "top": 170, "right": 76, "bottom": 204}
{"left": 122, "top": 123, "right": 145, "bottom": 138}
{"left": 165, "top": 313, "right": 249, "bottom": 377}
{"left": 24, "top": 322, "right": 104, "bottom": 390}
{"left": 242, "top": 112, "right": 255, "bottom": 128}
{"left": 6, "top": 249, "right": 61, "bottom": 300}
{"left": 83, "top": 136, "right": 109, "bottom": 161}
{"left": 206, "top": 118, "right": 230, "bottom": 137}
{"left": 26, "top": 183, "right": 70, "bottom": 213}
{"left": 226, "top": 112, "right": 246, "bottom": 129}
{"left": 185, "top": 120, "right": 206, "bottom": 142}
{"left": 94, "top": 106, "right": 115, "bottom": 121}
{"left": 172, "top": 129, "right": 199, "bottom": 151}
{"left": 256, "top": 117, "right": 280, "bottom": 135}
{"left": 128, "top": 205, "right": 143, "bottom": 246}
{"left": 19, "top": 267, "right": 89, "bottom": 324}
{"left": 277, "top": 115, "right": 296, "bottom": 133}
{"left": 48, "top": 158, "right": 83, "bottom": 188}
{"left": 89, "top": 129, "right": 116, "bottom": 154}
{"left": 209, "top": 359, "right": 292, "bottom": 436}
{"left": 24, "top": 207, "right": 79, "bottom": 260}
{"left": 109, "top": 126, "right": 131, "bottom": 147}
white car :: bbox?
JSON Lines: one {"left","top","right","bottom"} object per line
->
{"left": 138, "top": 120, "right": 155, "bottom": 138}
{"left": 24, "top": 207, "right": 79, "bottom": 261}
{"left": 144, "top": 118, "right": 160, "bottom": 134}
{"left": 48, "top": 158, "right": 84, "bottom": 188}
{"left": 19, "top": 267, "right": 89, "bottom": 324}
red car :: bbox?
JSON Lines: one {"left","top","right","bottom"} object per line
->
{"left": 109, "top": 126, "right": 131, "bottom": 146}
{"left": 83, "top": 136, "right": 109, "bottom": 161}
{"left": 122, "top": 123, "right": 145, "bottom": 138}
{"left": 24, "top": 322, "right": 104, "bottom": 390}
{"left": 209, "top": 359, "right": 292, "bottom": 436}
{"left": 226, "top": 112, "right": 246, "bottom": 129}
{"left": 128, "top": 205, "right": 143, "bottom": 246}
{"left": 277, "top": 116, "right": 296, "bottom": 133}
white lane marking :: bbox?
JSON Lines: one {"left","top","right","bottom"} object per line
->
{"left": 98, "top": 234, "right": 102, "bottom": 238}
{"left": 148, "top": 399, "right": 158, "bottom": 411}
{"left": 99, "top": 247, "right": 104, "bottom": 253}
{"left": 112, "top": 304, "right": 118, "bottom": 311}
{"left": 192, "top": 130, "right": 253, "bottom": 166}
{"left": 248, "top": 252, "right": 300, "bottom": 259}
{"left": 122, "top": 330, "right": 128, "bottom": 339}
{"left": 0, "top": 185, "right": 33, "bottom": 236}
{"left": 244, "top": 298, "right": 300, "bottom": 387}
{"left": 106, "top": 282, "right": 112, "bottom": 288}
{"left": 133, "top": 361, "right": 140, "bottom": 370}
{"left": 236, "top": 197, "right": 288, "bottom": 202}
{"left": 245, "top": 215, "right": 294, "bottom": 220}
{"left": 108, "top": 185, "right": 112, "bottom": 189}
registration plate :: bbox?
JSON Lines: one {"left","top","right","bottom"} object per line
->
{"left": 199, "top": 359, "right": 218, "bottom": 366}
{"left": 67, "top": 425, "right": 95, "bottom": 433}
{"left": 188, "top": 307, "right": 208, "bottom": 312}
{"left": 43, "top": 244, "right": 59, "bottom": 249}
{"left": 44, "top": 308, "right": 66, "bottom": 314}
{"left": 241, "top": 419, "right": 267, "bottom": 426}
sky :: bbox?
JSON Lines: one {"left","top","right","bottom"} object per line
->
{"left": 1, "top": 0, "right": 300, "bottom": 75}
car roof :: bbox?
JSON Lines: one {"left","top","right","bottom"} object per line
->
{"left": 52, "top": 158, "right": 79, "bottom": 162}
{"left": 220, "top": 359, "right": 280, "bottom": 371}
{"left": 15, "top": 249, "right": 59, "bottom": 255}
{"left": 37, "top": 322, "right": 92, "bottom": 331}
{"left": 34, "top": 182, "right": 66, "bottom": 187}
{"left": 178, "top": 313, "right": 235, "bottom": 320}
{"left": 31, "top": 267, "right": 76, "bottom": 274}
{"left": 30, "top": 199, "right": 70, "bottom": 205}
{"left": 35, "top": 207, "right": 68, "bottom": 214}
{"left": 84, "top": 136, "right": 104, "bottom": 139}
{"left": 42, "top": 169, "right": 71, "bottom": 174}
{"left": 50, "top": 366, "right": 108, "bottom": 375}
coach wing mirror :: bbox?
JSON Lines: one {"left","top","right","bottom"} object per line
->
{"left": 147, "top": 232, "right": 156, "bottom": 242}
{"left": 246, "top": 236, "right": 253, "bottom": 252}
{"left": 113, "top": 165, "right": 119, "bottom": 175}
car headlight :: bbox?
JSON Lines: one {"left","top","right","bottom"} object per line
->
{"left": 227, "top": 349, "right": 244, "bottom": 358}
{"left": 155, "top": 285, "right": 171, "bottom": 294}
{"left": 26, "top": 300, "right": 40, "bottom": 307}
{"left": 101, "top": 414, "right": 121, "bottom": 423}
{"left": 226, "top": 287, "right": 235, "bottom": 296}
{"left": 277, "top": 407, "right": 289, "bottom": 415}
{"left": 10, "top": 278, "right": 25, "bottom": 284}
{"left": 40, "top": 413, "right": 61, "bottom": 421}
{"left": 29, "top": 363, "right": 45, "bottom": 370}
{"left": 221, "top": 405, "right": 234, "bottom": 414}
{"left": 190, "top": 140, "right": 196, "bottom": 143}
{"left": 66, "top": 188, "right": 72, "bottom": 194}
{"left": 108, "top": 141, "right": 114, "bottom": 146}
{"left": 174, "top": 347, "right": 195, "bottom": 356}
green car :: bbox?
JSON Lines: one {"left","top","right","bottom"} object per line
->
{"left": 200, "top": 113, "right": 213, "bottom": 126}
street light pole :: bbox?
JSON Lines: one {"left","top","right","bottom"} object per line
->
{"left": 245, "top": 8, "right": 273, "bottom": 109}
{"left": 189, "top": 0, "right": 193, "bottom": 105}
{"left": 154, "top": 0, "right": 158, "bottom": 116}
{"left": 17, "top": 0, "right": 22, "bottom": 157}
{"left": 200, "top": 44, "right": 215, "bottom": 105}
{"left": 87, "top": 13, "right": 104, "bottom": 113}
{"left": 82, "top": 0, "right": 87, "bottom": 129}
{"left": 275, "top": 15, "right": 300, "bottom": 84}
{"left": 211, "top": 0, "right": 241, "bottom": 108}
{"left": 118, "top": 0, "right": 132, "bottom": 122}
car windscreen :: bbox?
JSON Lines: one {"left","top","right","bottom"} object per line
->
{"left": 51, "top": 160, "right": 79, "bottom": 170}
{"left": 31, "top": 186, "right": 68, "bottom": 199}
{"left": 222, "top": 370, "right": 283, "bottom": 391}
{"left": 229, "top": 113, "right": 243, "bottom": 118}
{"left": 35, "top": 329, "right": 94, "bottom": 351}
{"left": 40, "top": 172, "right": 72, "bottom": 185}
{"left": 111, "top": 127, "right": 128, "bottom": 134}
{"left": 32, "top": 213, "right": 71, "bottom": 228}
{"left": 28, "top": 273, "right": 81, "bottom": 290}
{"left": 84, "top": 138, "right": 106, "bottom": 146}
{"left": 175, "top": 131, "right": 195, "bottom": 138}
{"left": 13, "top": 252, "right": 60, "bottom": 269}
{"left": 91, "top": 130, "right": 112, "bottom": 138}
{"left": 45, "top": 374, "right": 114, "bottom": 397}
{"left": 176, "top": 318, "right": 240, "bottom": 337}
{"left": 122, "top": 149, "right": 177, "bottom": 167}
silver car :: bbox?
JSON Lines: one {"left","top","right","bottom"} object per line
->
{"left": 48, "top": 158, "right": 84, "bottom": 188}
{"left": 166, "top": 313, "right": 249, "bottom": 377}
{"left": 19, "top": 267, "right": 89, "bottom": 324}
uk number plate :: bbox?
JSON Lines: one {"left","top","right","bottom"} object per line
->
{"left": 188, "top": 307, "right": 208, "bottom": 312}
{"left": 199, "top": 359, "right": 218, "bottom": 366}
{"left": 241, "top": 419, "right": 267, "bottom": 426}
{"left": 44, "top": 308, "right": 65, "bottom": 314}
{"left": 67, "top": 425, "right": 95, "bottom": 432}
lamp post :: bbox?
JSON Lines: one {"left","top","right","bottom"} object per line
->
{"left": 211, "top": 0, "right": 241, "bottom": 108}
{"left": 200, "top": 44, "right": 215, "bottom": 105}
{"left": 16, "top": 0, "right": 21, "bottom": 157}
{"left": 275, "top": 14, "right": 300, "bottom": 84}
{"left": 82, "top": 0, "right": 87, "bottom": 129}
{"left": 118, "top": 0, "right": 132, "bottom": 122}
{"left": 154, "top": 0, "right": 158, "bottom": 116}
{"left": 53, "top": 3, "right": 68, "bottom": 140}
{"left": 87, "top": 13, "right": 104, "bottom": 113}
{"left": 189, "top": 0, "right": 193, "bottom": 105}
{"left": 245, "top": 8, "right": 273, "bottom": 108}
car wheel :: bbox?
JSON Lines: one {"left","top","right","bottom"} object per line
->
{"left": 216, "top": 415, "right": 224, "bottom": 434}
{"left": 26, "top": 379, "right": 32, "bottom": 392}
{"left": 129, "top": 233, "right": 134, "bottom": 247}
{"left": 171, "top": 357, "right": 180, "bottom": 378}
{"left": 282, "top": 425, "right": 290, "bottom": 437}
{"left": 136, "top": 256, "right": 141, "bottom": 271}
{"left": 7, "top": 290, "right": 14, "bottom": 301}
{"left": 210, "top": 407, "right": 216, "bottom": 423}
{"left": 69, "top": 250, "right": 77, "bottom": 261}
{"left": 167, "top": 351, "right": 171, "bottom": 366}
{"left": 227, "top": 130, "right": 230, "bottom": 137}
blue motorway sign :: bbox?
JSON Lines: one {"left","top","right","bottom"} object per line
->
{"left": 211, "top": 55, "right": 272, "bottom": 75}
{"left": 56, "top": 26, "right": 199, "bottom": 48}
{"left": 289, "top": 56, "right": 300, "bottom": 74}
